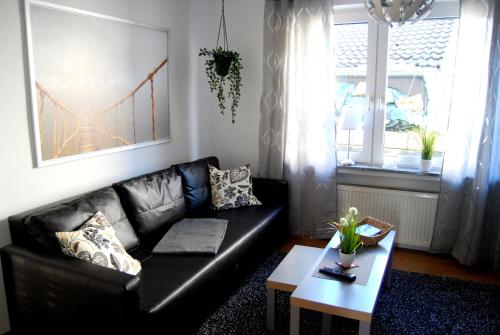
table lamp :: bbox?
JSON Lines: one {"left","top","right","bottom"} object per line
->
{"left": 340, "top": 105, "right": 363, "bottom": 166}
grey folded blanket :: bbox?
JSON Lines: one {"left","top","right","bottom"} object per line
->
{"left": 152, "top": 218, "right": 228, "bottom": 255}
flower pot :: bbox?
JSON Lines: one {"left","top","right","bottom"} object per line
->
{"left": 214, "top": 54, "right": 232, "bottom": 77}
{"left": 339, "top": 249, "right": 356, "bottom": 267}
{"left": 420, "top": 159, "right": 432, "bottom": 172}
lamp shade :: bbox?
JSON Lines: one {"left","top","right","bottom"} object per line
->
{"left": 365, "top": 0, "right": 435, "bottom": 26}
{"left": 340, "top": 105, "right": 364, "bottom": 130}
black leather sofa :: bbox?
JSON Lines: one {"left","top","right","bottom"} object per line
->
{"left": 1, "top": 156, "right": 288, "bottom": 333}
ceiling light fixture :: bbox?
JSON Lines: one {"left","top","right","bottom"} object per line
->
{"left": 365, "top": 0, "right": 435, "bottom": 26}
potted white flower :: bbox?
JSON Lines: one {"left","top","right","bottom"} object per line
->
{"left": 329, "top": 207, "right": 363, "bottom": 267}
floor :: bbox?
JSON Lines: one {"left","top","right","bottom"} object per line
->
{"left": 282, "top": 235, "right": 500, "bottom": 286}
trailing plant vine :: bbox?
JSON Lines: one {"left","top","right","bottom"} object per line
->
{"left": 199, "top": 48, "right": 242, "bottom": 123}
{"left": 199, "top": 0, "right": 243, "bottom": 123}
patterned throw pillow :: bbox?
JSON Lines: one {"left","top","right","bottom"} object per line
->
{"left": 55, "top": 212, "right": 141, "bottom": 276}
{"left": 209, "top": 164, "right": 262, "bottom": 210}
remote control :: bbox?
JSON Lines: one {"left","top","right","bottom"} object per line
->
{"left": 319, "top": 267, "right": 356, "bottom": 282}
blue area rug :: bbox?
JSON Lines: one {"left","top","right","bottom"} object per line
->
{"left": 196, "top": 252, "right": 500, "bottom": 335}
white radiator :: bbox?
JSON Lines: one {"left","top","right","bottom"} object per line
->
{"left": 338, "top": 185, "right": 439, "bottom": 250}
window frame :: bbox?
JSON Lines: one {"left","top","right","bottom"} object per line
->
{"left": 334, "top": 1, "right": 460, "bottom": 170}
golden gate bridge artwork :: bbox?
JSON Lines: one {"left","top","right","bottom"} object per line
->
{"left": 35, "top": 58, "right": 168, "bottom": 161}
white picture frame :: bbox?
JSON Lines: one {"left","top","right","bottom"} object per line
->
{"left": 24, "top": 0, "right": 171, "bottom": 167}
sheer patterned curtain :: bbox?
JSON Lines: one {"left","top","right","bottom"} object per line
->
{"left": 258, "top": 0, "right": 337, "bottom": 236}
{"left": 432, "top": 0, "right": 500, "bottom": 269}
{"left": 483, "top": 10, "right": 500, "bottom": 269}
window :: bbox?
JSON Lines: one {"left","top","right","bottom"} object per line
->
{"left": 334, "top": 22, "right": 369, "bottom": 162}
{"left": 334, "top": 1, "right": 460, "bottom": 170}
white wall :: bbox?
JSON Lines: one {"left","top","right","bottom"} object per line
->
{"left": 0, "top": 0, "right": 194, "bottom": 332}
{"left": 0, "top": 0, "right": 266, "bottom": 331}
{"left": 190, "top": 0, "right": 264, "bottom": 172}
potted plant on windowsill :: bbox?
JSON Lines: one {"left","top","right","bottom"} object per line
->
{"left": 329, "top": 207, "right": 363, "bottom": 267}
{"left": 413, "top": 126, "right": 437, "bottom": 172}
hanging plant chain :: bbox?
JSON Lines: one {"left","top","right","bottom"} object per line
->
{"left": 217, "top": 0, "right": 229, "bottom": 50}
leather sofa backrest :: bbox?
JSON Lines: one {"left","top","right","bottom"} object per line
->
{"left": 113, "top": 167, "right": 185, "bottom": 237}
{"left": 7, "top": 156, "right": 221, "bottom": 252}
{"left": 9, "top": 187, "right": 139, "bottom": 252}
{"left": 174, "top": 156, "right": 219, "bottom": 217}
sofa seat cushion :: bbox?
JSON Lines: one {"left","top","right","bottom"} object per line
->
{"left": 114, "top": 167, "right": 185, "bottom": 237}
{"left": 137, "top": 205, "right": 284, "bottom": 313}
{"left": 212, "top": 206, "right": 283, "bottom": 225}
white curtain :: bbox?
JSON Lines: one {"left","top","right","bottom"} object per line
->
{"left": 259, "top": 0, "right": 337, "bottom": 236}
{"left": 431, "top": 0, "right": 496, "bottom": 259}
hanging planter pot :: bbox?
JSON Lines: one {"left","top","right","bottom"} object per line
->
{"left": 199, "top": 0, "right": 243, "bottom": 123}
{"left": 214, "top": 53, "right": 232, "bottom": 77}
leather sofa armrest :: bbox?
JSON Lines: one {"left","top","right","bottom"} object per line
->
{"left": 252, "top": 177, "right": 288, "bottom": 208}
{"left": 1, "top": 245, "right": 140, "bottom": 332}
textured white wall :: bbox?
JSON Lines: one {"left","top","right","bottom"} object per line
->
{"left": 0, "top": 0, "right": 194, "bottom": 331}
{"left": 190, "top": 0, "right": 264, "bottom": 173}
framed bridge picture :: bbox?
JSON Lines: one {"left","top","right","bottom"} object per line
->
{"left": 24, "top": 0, "right": 171, "bottom": 167}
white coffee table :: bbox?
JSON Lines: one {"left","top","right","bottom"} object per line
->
{"left": 290, "top": 231, "right": 396, "bottom": 335}
{"left": 266, "top": 245, "right": 323, "bottom": 331}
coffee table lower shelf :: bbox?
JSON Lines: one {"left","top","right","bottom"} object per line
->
{"left": 289, "top": 298, "right": 372, "bottom": 335}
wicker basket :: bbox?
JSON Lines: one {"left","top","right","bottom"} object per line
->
{"left": 356, "top": 216, "right": 394, "bottom": 247}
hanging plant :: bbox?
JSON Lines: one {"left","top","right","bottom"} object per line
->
{"left": 199, "top": 0, "right": 242, "bottom": 123}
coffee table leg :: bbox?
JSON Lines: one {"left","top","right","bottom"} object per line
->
{"left": 359, "top": 320, "right": 371, "bottom": 335}
{"left": 290, "top": 305, "right": 300, "bottom": 335}
{"left": 321, "top": 313, "right": 331, "bottom": 335}
{"left": 266, "top": 287, "right": 275, "bottom": 331}
{"left": 384, "top": 246, "right": 394, "bottom": 288}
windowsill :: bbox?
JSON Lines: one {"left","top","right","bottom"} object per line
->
{"left": 337, "top": 163, "right": 441, "bottom": 180}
